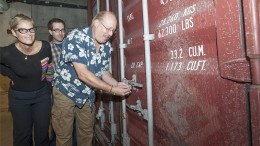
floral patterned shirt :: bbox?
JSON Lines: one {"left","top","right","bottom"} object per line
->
{"left": 53, "top": 27, "right": 112, "bottom": 109}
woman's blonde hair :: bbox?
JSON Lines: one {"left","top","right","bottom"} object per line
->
{"left": 9, "top": 14, "right": 34, "bottom": 30}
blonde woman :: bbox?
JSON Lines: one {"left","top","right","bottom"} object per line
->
{"left": 0, "top": 14, "right": 53, "bottom": 146}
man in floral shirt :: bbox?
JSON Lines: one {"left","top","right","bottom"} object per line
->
{"left": 51, "top": 11, "right": 132, "bottom": 146}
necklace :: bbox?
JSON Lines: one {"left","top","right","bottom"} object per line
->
{"left": 16, "top": 42, "right": 40, "bottom": 60}
{"left": 16, "top": 44, "right": 33, "bottom": 60}
{"left": 23, "top": 51, "right": 31, "bottom": 60}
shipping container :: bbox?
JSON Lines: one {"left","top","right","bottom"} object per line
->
{"left": 90, "top": 0, "right": 260, "bottom": 146}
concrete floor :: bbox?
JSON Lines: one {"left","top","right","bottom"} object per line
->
{"left": 0, "top": 111, "right": 13, "bottom": 146}
{"left": 0, "top": 76, "right": 13, "bottom": 146}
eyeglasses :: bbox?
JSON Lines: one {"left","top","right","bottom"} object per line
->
{"left": 15, "top": 27, "right": 36, "bottom": 34}
{"left": 99, "top": 21, "right": 116, "bottom": 34}
{"left": 52, "top": 29, "right": 65, "bottom": 33}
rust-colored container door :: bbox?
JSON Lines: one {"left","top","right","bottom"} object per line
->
{"left": 88, "top": 0, "right": 260, "bottom": 145}
{"left": 120, "top": 0, "right": 255, "bottom": 145}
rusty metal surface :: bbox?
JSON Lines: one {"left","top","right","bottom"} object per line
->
{"left": 243, "top": 0, "right": 260, "bottom": 145}
{"left": 90, "top": 0, "right": 259, "bottom": 145}
{"left": 121, "top": 0, "right": 250, "bottom": 145}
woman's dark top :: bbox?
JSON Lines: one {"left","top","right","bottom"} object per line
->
{"left": 0, "top": 41, "right": 52, "bottom": 91}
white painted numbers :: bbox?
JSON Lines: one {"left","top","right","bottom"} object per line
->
{"left": 158, "top": 4, "right": 196, "bottom": 38}
{"left": 127, "top": 38, "right": 133, "bottom": 45}
{"left": 157, "top": 3, "right": 207, "bottom": 72}
{"left": 131, "top": 61, "right": 144, "bottom": 69}
{"left": 160, "top": 0, "right": 173, "bottom": 5}
{"left": 166, "top": 45, "right": 207, "bottom": 72}
{"left": 158, "top": 13, "right": 179, "bottom": 38}
{"left": 170, "top": 48, "right": 183, "bottom": 59}
{"left": 166, "top": 62, "right": 183, "bottom": 71}
{"left": 166, "top": 48, "right": 183, "bottom": 71}
{"left": 158, "top": 24, "right": 177, "bottom": 38}
{"left": 126, "top": 3, "right": 207, "bottom": 72}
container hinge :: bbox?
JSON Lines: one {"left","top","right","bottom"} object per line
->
{"left": 219, "top": 58, "right": 251, "bottom": 82}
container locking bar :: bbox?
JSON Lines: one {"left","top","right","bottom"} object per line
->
{"left": 126, "top": 99, "right": 148, "bottom": 120}
{"left": 122, "top": 74, "right": 143, "bottom": 90}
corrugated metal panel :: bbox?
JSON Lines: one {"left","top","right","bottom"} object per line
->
{"left": 91, "top": 0, "right": 259, "bottom": 145}
{"left": 121, "top": 0, "right": 249, "bottom": 145}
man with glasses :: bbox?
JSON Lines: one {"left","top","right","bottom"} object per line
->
{"left": 47, "top": 18, "right": 78, "bottom": 146}
{"left": 48, "top": 18, "right": 66, "bottom": 70}
{"left": 51, "top": 11, "right": 132, "bottom": 146}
